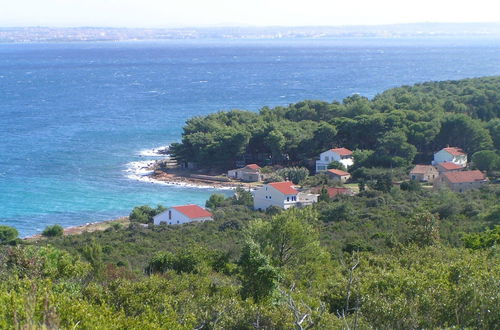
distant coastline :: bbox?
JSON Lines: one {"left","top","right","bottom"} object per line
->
{"left": 2, "top": 22, "right": 500, "bottom": 43}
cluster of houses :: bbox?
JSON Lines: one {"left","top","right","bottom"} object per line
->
{"left": 410, "top": 147, "right": 489, "bottom": 192}
{"left": 152, "top": 146, "right": 490, "bottom": 226}
{"left": 252, "top": 147, "right": 355, "bottom": 211}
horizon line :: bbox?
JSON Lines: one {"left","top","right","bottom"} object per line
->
{"left": 2, "top": 21, "right": 500, "bottom": 30}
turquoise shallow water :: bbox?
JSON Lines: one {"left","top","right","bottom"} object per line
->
{"left": 1, "top": 37, "right": 500, "bottom": 236}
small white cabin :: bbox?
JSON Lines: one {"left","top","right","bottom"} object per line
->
{"left": 153, "top": 204, "right": 213, "bottom": 225}
{"left": 316, "top": 148, "right": 353, "bottom": 173}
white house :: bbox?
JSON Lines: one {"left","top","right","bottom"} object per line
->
{"left": 253, "top": 181, "right": 318, "bottom": 211}
{"left": 432, "top": 147, "right": 467, "bottom": 167}
{"left": 316, "top": 148, "right": 353, "bottom": 173}
{"left": 153, "top": 204, "right": 213, "bottom": 225}
{"left": 227, "top": 164, "right": 262, "bottom": 182}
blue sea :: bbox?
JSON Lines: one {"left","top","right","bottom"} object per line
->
{"left": 1, "top": 37, "right": 500, "bottom": 236}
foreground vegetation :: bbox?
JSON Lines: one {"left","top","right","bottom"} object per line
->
{"left": 0, "top": 183, "right": 498, "bottom": 329}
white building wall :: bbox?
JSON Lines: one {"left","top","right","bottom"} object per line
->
{"left": 432, "top": 150, "right": 467, "bottom": 166}
{"left": 153, "top": 208, "right": 212, "bottom": 225}
{"left": 253, "top": 185, "right": 297, "bottom": 210}
{"left": 316, "top": 150, "right": 354, "bottom": 173}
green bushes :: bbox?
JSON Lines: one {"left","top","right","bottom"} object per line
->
{"left": 0, "top": 184, "right": 498, "bottom": 328}
{"left": 0, "top": 226, "right": 18, "bottom": 244}
{"left": 129, "top": 204, "right": 165, "bottom": 223}
{"left": 276, "top": 166, "right": 309, "bottom": 184}
{"left": 42, "top": 224, "right": 63, "bottom": 237}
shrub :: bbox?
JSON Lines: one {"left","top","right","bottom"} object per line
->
{"left": 0, "top": 225, "right": 19, "bottom": 243}
{"left": 42, "top": 224, "right": 64, "bottom": 237}
{"left": 327, "top": 161, "right": 347, "bottom": 171}
{"left": 276, "top": 167, "right": 309, "bottom": 184}
{"left": 129, "top": 205, "right": 166, "bottom": 224}
{"left": 400, "top": 180, "right": 421, "bottom": 191}
{"left": 206, "top": 193, "right": 227, "bottom": 209}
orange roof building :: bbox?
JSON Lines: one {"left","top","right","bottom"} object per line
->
{"left": 316, "top": 147, "right": 354, "bottom": 173}
{"left": 436, "top": 162, "right": 463, "bottom": 172}
{"left": 435, "top": 170, "right": 488, "bottom": 192}
{"left": 409, "top": 165, "right": 438, "bottom": 182}
{"left": 268, "top": 181, "right": 299, "bottom": 195}
{"left": 432, "top": 146, "right": 467, "bottom": 167}
{"left": 253, "top": 181, "right": 317, "bottom": 210}
{"left": 326, "top": 169, "right": 351, "bottom": 182}
{"left": 153, "top": 204, "right": 213, "bottom": 225}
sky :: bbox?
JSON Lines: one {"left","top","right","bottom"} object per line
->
{"left": 1, "top": 0, "right": 500, "bottom": 28}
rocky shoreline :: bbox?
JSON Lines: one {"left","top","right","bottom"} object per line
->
{"left": 126, "top": 146, "right": 258, "bottom": 190}
{"left": 150, "top": 167, "right": 258, "bottom": 190}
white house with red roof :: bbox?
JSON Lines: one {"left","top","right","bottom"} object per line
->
{"left": 432, "top": 147, "right": 467, "bottom": 167}
{"left": 434, "top": 170, "right": 488, "bottom": 192}
{"left": 252, "top": 181, "right": 318, "bottom": 210}
{"left": 153, "top": 204, "right": 213, "bottom": 225}
{"left": 316, "top": 148, "right": 354, "bottom": 173}
{"left": 227, "top": 164, "right": 262, "bottom": 182}
{"left": 326, "top": 169, "right": 351, "bottom": 183}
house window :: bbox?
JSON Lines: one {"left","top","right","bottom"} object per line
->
{"left": 324, "top": 156, "right": 329, "bottom": 161}
{"left": 169, "top": 210, "right": 172, "bottom": 220}
{"left": 177, "top": 221, "right": 179, "bottom": 224}
{"left": 287, "top": 197, "right": 290, "bottom": 202}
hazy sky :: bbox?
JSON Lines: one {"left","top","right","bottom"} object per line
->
{"left": 2, "top": 0, "right": 500, "bottom": 27}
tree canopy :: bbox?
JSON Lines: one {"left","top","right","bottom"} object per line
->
{"left": 171, "top": 76, "right": 499, "bottom": 171}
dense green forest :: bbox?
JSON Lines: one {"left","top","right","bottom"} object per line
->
{"left": 0, "top": 77, "right": 499, "bottom": 328}
{"left": 171, "top": 76, "right": 500, "bottom": 170}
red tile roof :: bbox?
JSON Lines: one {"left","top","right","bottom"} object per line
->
{"left": 312, "top": 187, "right": 353, "bottom": 198}
{"left": 269, "top": 181, "right": 299, "bottom": 195}
{"left": 330, "top": 147, "right": 353, "bottom": 156}
{"left": 442, "top": 170, "right": 487, "bottom": 184}
{"left": 442, "top": 147, "right": 466, "bottom": 156}
{"left": 437, "top": 162, "right": 463, "bottom": 171}
{"left": 172, "top": 205, "right": 213, "bottom": 219}
{"left": 326, "top": 187, "right": 353, "bottom": 198}
{"left": 244, "top": 164, "right": 261, "bottom": 170}
{"left": 327, "top": 169, "right": 350, "bottom": 176}
{"left": 410, "top": 165, "right": 437, "bottom": 174}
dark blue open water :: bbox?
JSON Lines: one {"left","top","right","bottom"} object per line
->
{"left": 1, "top": 37, "right": 499, "bottom": 236}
